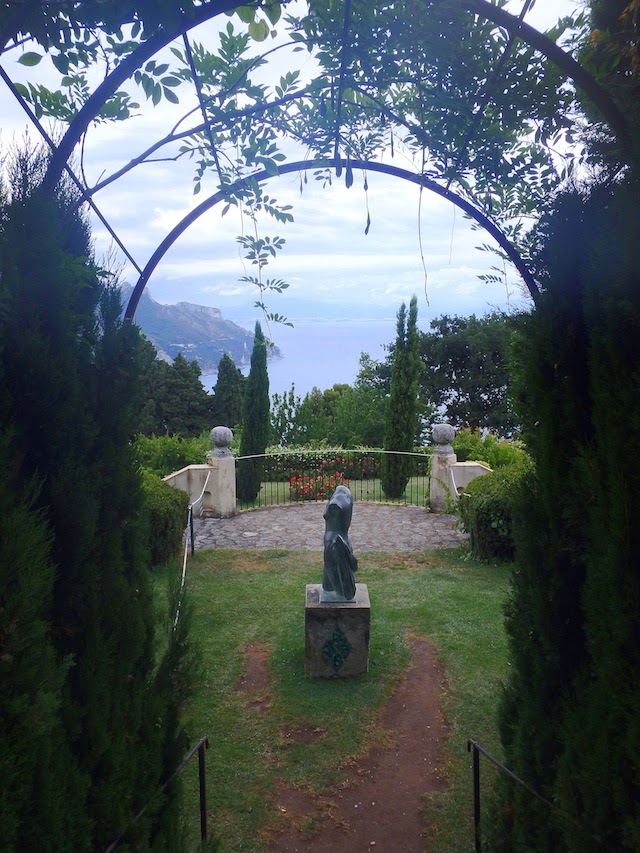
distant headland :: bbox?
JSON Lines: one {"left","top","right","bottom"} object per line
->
{"left": 119, "top": 285, "right": 282, "bottom": 373}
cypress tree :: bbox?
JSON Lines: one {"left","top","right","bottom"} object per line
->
{"left": 381, "top": 296, "right": 420, "bottom": 498}
{"left": 496, "top": 178, "right": 640, "bottom": 851}
{"left": 0, "top": 147, "right": 193, "bottom": 850}
{"left": 237, "top": 322, "right": 270, "bottom": 503}
{"left": 0, "top": 293, "right": 87, "bottom": 849}
{"left": 212, "top": 353, "right": 245, "bottom": 428}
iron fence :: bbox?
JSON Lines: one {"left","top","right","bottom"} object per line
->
{"left": 467, "top": 739, "right": 602, "bottom": 851}
{"left": 104, "top": 737, "right": 209, "bottom": 852}
{"left": 234, "top": 449, "right": 431, "bottom": 510}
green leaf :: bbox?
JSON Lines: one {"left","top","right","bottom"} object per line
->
{"left": 264, "top": 3, "right": 281, "bottom": 26}
{"left": 51, "top": 53, "right": 69, "bottom": 74}
{"left": 236, "top": 6, "right": 256, "bottom": 23}
{"left": 13, "top": 82, "right": 28, "bottom": 98}
{"left": 259, "top": 157, "right": 280, "bottom": 177}
{"left": 18, "top": 52, "right": 42, "bottom": 66}
{"left": 163, "top": 87, "right": 179, "bottom": 104}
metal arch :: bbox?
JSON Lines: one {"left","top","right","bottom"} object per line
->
{"left": 40, "top": 0, "right": 633, "bottom": 192}
{"left": 124, "top": 156, "right": 540, "bottom": 323}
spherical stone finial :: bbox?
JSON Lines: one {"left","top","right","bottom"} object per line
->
{"left": 432, "top": 423, "right": 455, "bottom": 455}
{"left": 209, "top": 426, "right": 233, "bottom": 458}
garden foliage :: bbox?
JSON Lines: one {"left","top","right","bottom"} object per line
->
{"left": 135, "top": 430, "right": 211, "bottom": 477}
{"left": 237, "top": 321, "right": 270, "bottom": 502}
{"left": 289, "top": 471, "right": 348, "bottom": 501}
{"left": 382, "top": 296, "right": 420, "bottom": 497}
{"left": 0, "top": 150, "right": 193, "bottom": 850}
{"left": 141, "top": 471, "right": 190, "bottom": 566}
{"left": 137, "top": 339, "right": 215, "bottom": 437}
{"left": 453, "top": 428, "right": 528, "bottom": 468}
{"left": 211, "top": 352, "right": 245, "bottom": 429}
{"left": 494, "top": 178, "right": 640, "bottom": 851}
{"left": 457, "top": 456, "right": 533, "bottom": 561}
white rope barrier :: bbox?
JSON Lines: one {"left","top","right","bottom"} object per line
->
{"left": 173, "top": 470, "right": 210, "bottom": 630}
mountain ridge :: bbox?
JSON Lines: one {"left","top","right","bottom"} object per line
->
{"left": 120, "top": 285, "right": 281, "bottom": 373}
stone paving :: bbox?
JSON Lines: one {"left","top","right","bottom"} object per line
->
{"left": 192, "top": 502, "right": 467, "bottom": 552}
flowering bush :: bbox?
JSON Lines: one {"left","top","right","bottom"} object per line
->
{"left": 289, "top": 472, "right": 349, "bottom": 501}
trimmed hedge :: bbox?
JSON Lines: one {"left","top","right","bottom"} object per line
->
{"left": 261, "top": 447, "right": 430, "bottom": 483}
{"left": 458, "top": 456, "right": 533, "bottom": 561}
{"left": 141, "top": 470, "right": 189, "bottom": 566}
{"left": 135, "top": 432, "right": 211, "bottom": 477}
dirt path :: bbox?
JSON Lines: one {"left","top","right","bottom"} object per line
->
{"left": 238, "top": 635, "right": 449, "bottom": 852}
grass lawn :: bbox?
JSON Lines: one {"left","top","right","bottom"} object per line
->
{"left": 157, "top": 547, "right": 511, "bottom": 851}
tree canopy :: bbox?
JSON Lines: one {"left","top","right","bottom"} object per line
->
{"left": 420, "top": 312, "right": 518, "bottom": 434}
{"left": 3, "top": 0, "right": 635, "bottom": 315}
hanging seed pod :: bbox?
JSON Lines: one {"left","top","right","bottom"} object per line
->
{"left": 345, "top": 156, "right": 353, "bottom": 188}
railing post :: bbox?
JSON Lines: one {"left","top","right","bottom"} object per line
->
{"left": 468, "top": 739, "right": 481, "bottom": 852}
{"left": 198, "top": 737, "right": 209, "bottom": 840}
{"left": 189, "top": 506, "right": 195, "bottom": 556}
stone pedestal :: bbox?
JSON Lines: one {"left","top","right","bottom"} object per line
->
{"left": 206, "top": 454, "right": 236, "bottom": 517}
{"left": 304, "top": 584, "right": 370, "bottom": 677}
{"left": 429, "top": 450, "right": 457, "bottom": 511}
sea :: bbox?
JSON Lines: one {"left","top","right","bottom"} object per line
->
{"left": 200, "top": 318, "right": 396, "bottom": 398}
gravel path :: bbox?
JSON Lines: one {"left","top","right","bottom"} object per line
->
{"left": 192, "top": 502, "right": 467, "bottom": 552}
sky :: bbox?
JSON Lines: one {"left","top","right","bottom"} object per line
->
{"left": 0, "top": 0, "right": 580, "bottom": 333}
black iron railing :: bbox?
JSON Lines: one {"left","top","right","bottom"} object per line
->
{"left": 104, "top": 736, "right": 209, "bottom": 852}
{"left": 466, "top": 739, "right": 602, "bottom": 852}
{"left": 235, "top": 449, "right": 431, "bottom": 510}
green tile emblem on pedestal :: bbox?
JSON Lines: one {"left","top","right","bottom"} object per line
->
{"left": 322, "top": 626, "right": 351, "bottom": 672}
{"left": 304, "top": 584, "right": 370, "bottom": 677}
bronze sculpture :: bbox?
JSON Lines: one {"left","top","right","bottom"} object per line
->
{"left": 321, "top": 485, "right": 358, "bottom": 602}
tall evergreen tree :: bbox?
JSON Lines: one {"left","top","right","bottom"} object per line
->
{"left": 212, "top": 353, "right": 245, "bottom": 428}
{"left": 496, "top": 178, "right": 640, "bottom": 851}
{"left": 381, "top": 296, "right": 420, "bottom": 498}
{"left": 138, "top": 346, "right": 214, "bottom": 437}
{"left": 237, "top": 322, "right": 270, "bottom": 503}
{"left": 0, "top": 147, "right": 193, "bottom": 850}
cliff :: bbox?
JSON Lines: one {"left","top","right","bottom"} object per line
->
{"left": 120, "top": 285, "right": 281, "bottom": 373}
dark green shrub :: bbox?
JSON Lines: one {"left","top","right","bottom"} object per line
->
{"left": 453, "top": 428, "right": 527, "bottom": 468}
{"left": 141, "top": 471, "right": 189, "bottom": 566}
{"left": 458, "top": 457, "right": 533, "bottom": 561}
{"left": 135, "top": 431, "right": 210, "bottom": 477}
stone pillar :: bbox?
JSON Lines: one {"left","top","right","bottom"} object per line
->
{"left": 429, "top": 423, "right": 457, "bottom": 512}
{"left": 206, "top": 426, "right": 237, "bottom": 518}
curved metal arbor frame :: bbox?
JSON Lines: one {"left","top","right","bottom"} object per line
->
{"left": 4, "top": 0, "right": 631, "bottom": 319}
{"left": 123, "top": 156, "right": 540, "bottom": 322}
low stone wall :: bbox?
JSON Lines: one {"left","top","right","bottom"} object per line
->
{"left": 163, "top": 458, "right": 236, "bottom": 518}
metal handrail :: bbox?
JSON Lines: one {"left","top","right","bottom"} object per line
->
{"left": 104, "top": 736, "right": 209, "bottom": 852}
{"left": 467, "top": 739, "right": 602, "bottom": 852}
